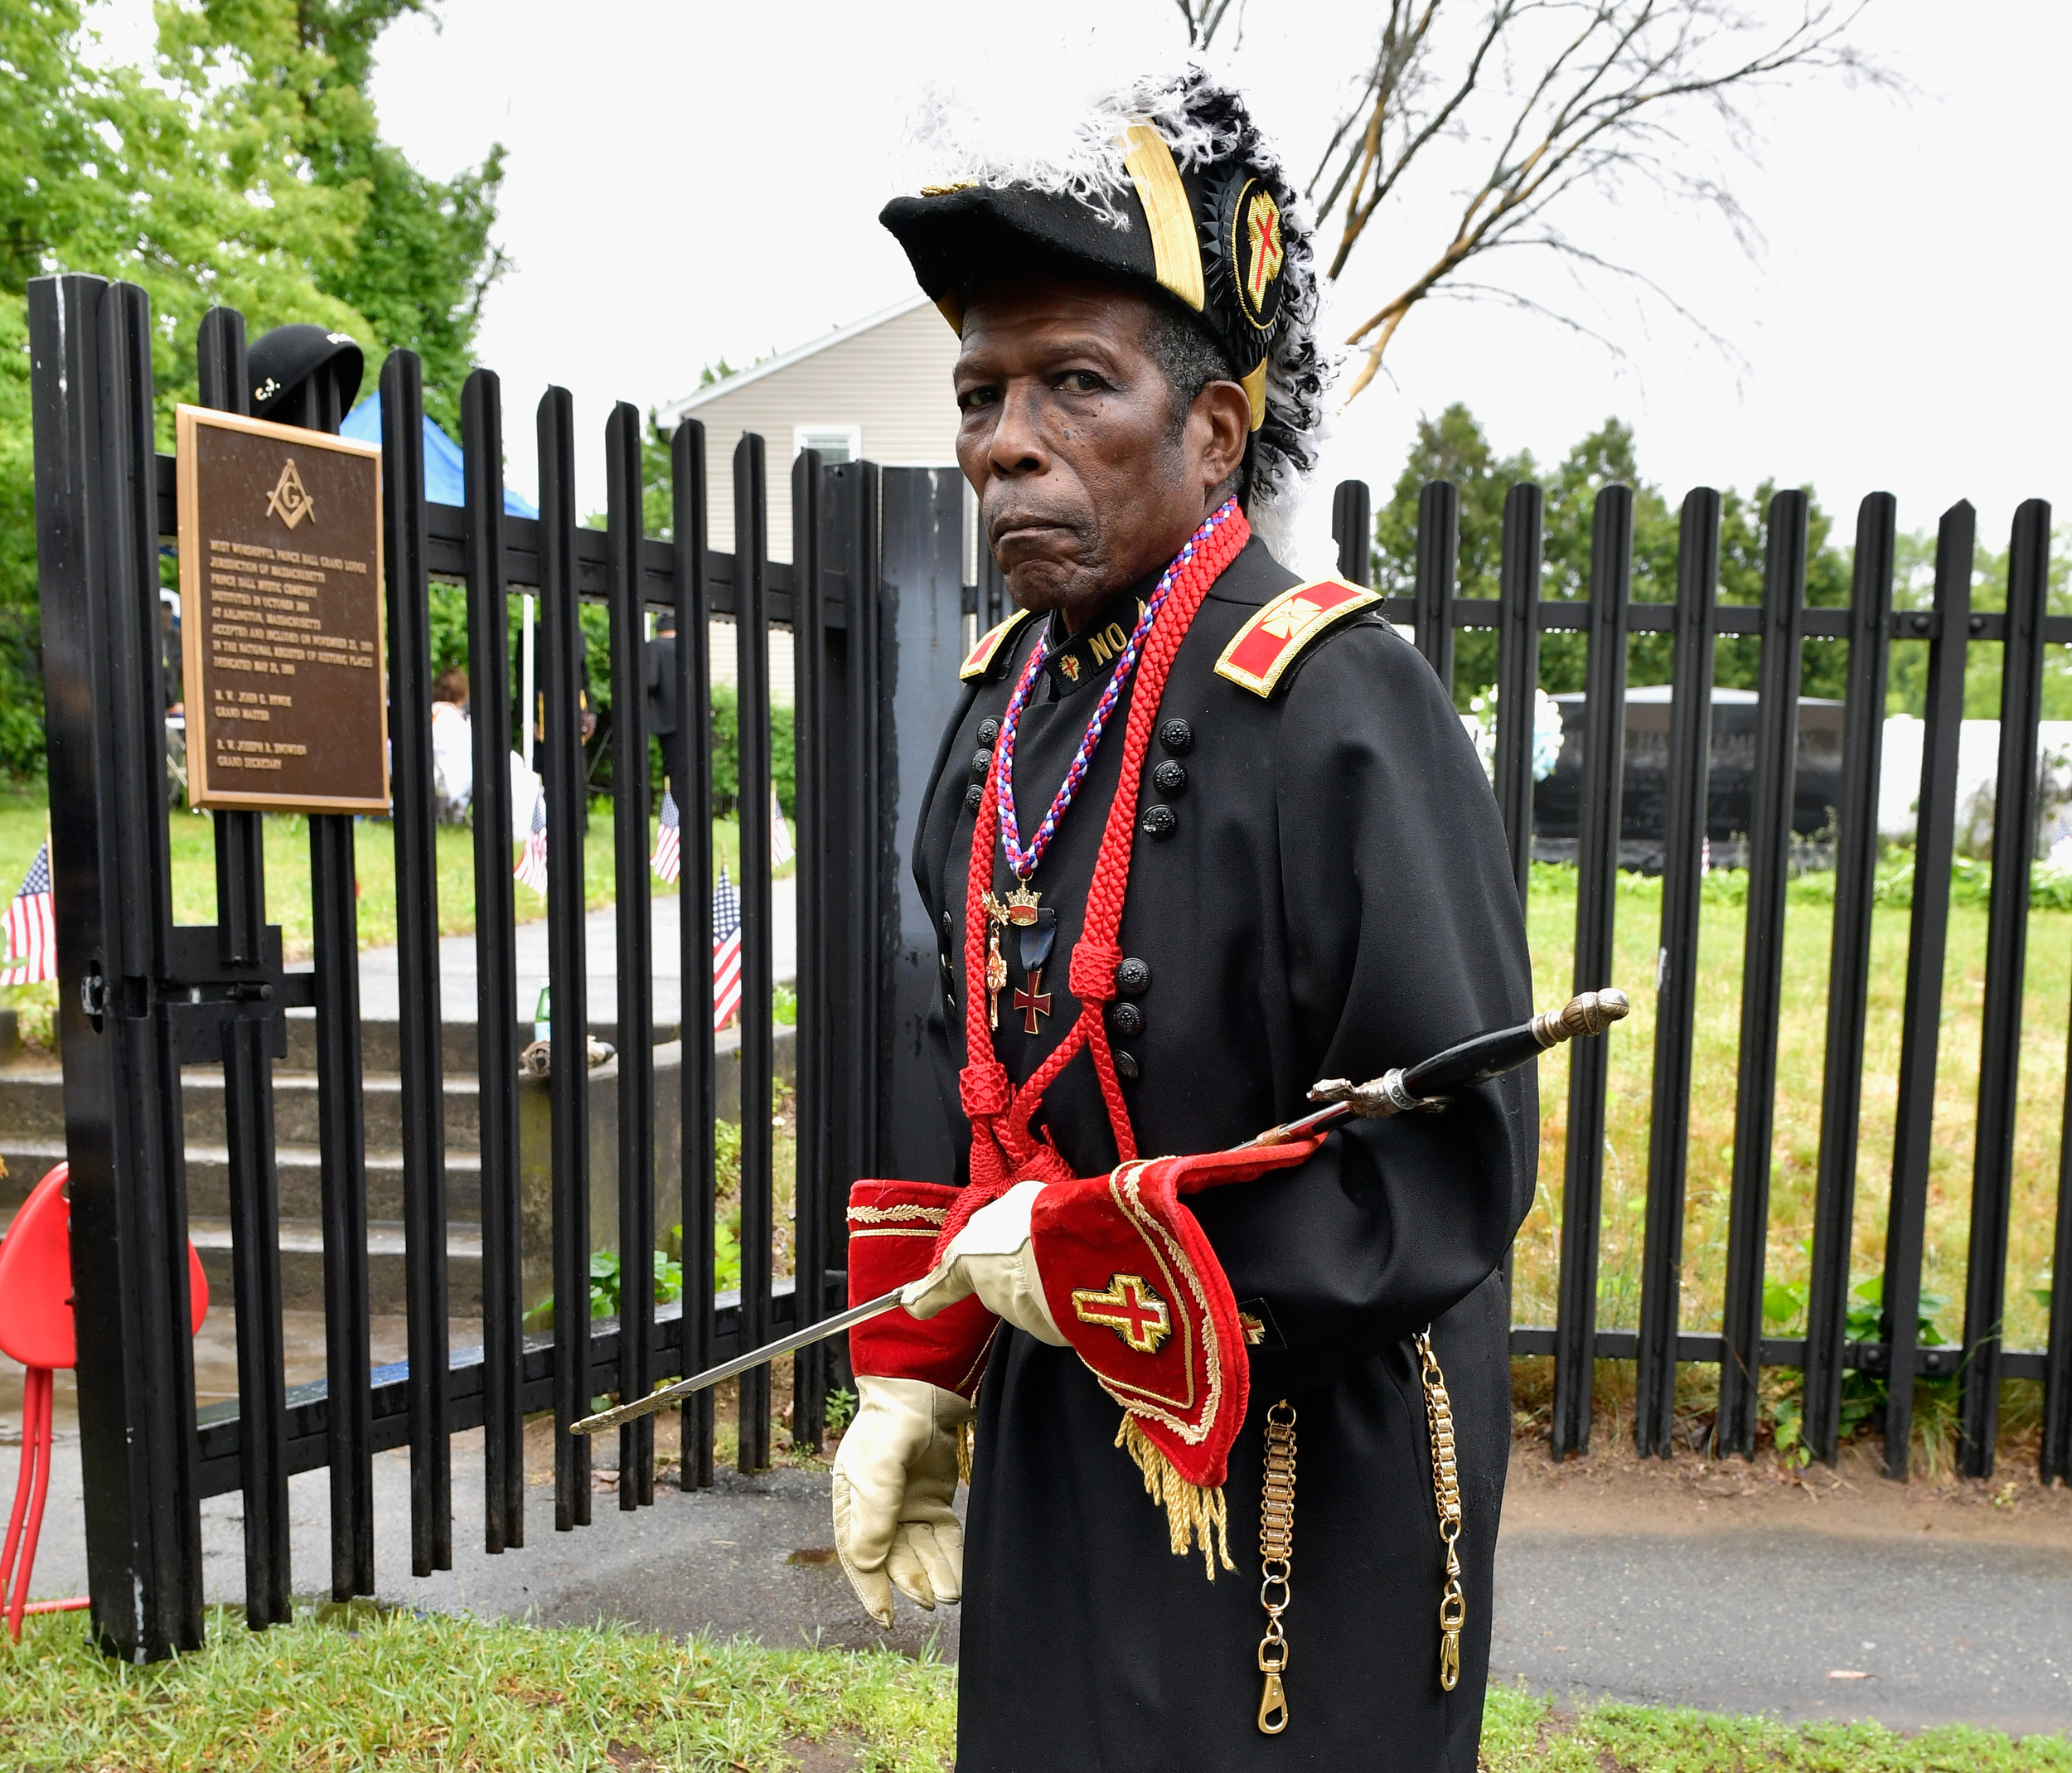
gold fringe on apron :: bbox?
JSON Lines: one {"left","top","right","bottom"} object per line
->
{"left": 1116, "top": 1414, "right": 1234, "bottom": 1577}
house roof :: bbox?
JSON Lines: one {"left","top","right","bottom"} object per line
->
{"left": 656, "top": 293, "right": 937, "bottom": 425}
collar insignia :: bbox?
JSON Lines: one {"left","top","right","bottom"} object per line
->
{"left": 1214, "top": 578, "right": 1382, "bottom": 696}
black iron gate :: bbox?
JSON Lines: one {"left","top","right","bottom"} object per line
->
{"left": 28, "top": 274, "right": 966, "bottom": 1662}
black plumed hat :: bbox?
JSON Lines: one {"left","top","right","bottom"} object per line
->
{"left": 248, "top": 323, "right": 365, "bottom": 424}
{"left": 879, "top": 66, "right": 1327, "bottom": 543}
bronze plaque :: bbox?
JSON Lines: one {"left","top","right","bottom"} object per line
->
{"left": 176, "top": 405, "right": 390, "bottom": 812}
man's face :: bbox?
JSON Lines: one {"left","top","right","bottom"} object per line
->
{"left": 953, "top": 277, "right": 1249, "bottom": 628}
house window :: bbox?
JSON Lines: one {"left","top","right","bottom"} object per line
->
{"left": 794, "top": 424, "right": 861, "bottom": 464}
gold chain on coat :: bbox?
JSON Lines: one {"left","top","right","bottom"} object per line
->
{"left": 1255, "top": 1400, "right": 1296, "bottom": 1734}
{"left": 1416, "top": 1330, "right": 1465, "bottom": 1691}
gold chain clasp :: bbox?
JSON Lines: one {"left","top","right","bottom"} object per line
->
{"left": 1416, "top": 1330, "right": 1465, "bottom": 1693}
{"left": 1255, "top": 1400, "right": 1297, "bottom": 1734}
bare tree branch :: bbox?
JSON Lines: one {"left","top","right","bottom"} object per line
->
{"left": 1307, "top": 1, "right": 1896, "bottom": 400}
{"left": 1177, "top": 0, "right": 1247, "bottom": 51}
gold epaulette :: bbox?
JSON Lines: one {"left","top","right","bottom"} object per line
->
{"left": 959, "top": 608, "right": 1035, "bottom": 681}
{"left": 1213, "top": 578, "right": 1383, "bottom": 696}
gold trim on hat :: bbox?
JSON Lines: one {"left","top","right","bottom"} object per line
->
{"left": 1121, "top": 124, "right": 1206, "bottom": 315}
{"left": 934, "top": 293, "right": 966, "bottom": 335}
{"left": 1241, "top": 359, "right": 1267, "bottom": 431}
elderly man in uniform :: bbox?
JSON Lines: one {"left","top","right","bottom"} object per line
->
{"left": 830, "top": 70, "right": 1536, "bottom": 1772}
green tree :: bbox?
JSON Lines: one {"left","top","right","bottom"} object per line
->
{"left": 1885, "top": 521, "right": 2072, "bottom": 721}
{"left": 0, "top": 0, "right": 505, "bottom": 781}
{"left": 1372, "top": 405, "right": 1852, "bottom": 708}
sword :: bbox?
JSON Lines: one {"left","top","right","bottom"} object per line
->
{"left": 571, "top": 987, "right": 1628, "bottom": 1439}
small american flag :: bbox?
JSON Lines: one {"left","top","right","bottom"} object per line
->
{"left": 0, "top": 841, "right": 56, "bottom": 986}
{"left": 712, "top": 864, "right": 743, "bottom": 1031}
{"left": 514, "top": 789, "right": 549, "bottom": 895}
{"left": 770, "top": 784, "right": 795, "bottom": 868}
{"left": 651, "top": 787, "right": 681, "bottom": 885}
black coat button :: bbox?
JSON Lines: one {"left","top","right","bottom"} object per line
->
{"left": 1110, "top": 1000, "right": 1144, "bottom": 1036}
{"left": 977, "top": 718, "right": 1000, "bottom": 746}
{"left": 1159, "top": 717, "right": 1193, "bottom": 753}
{"left": 1152, "top": 758, "right": 1187, "bottom": 797}
{"left": 964, "top": 783, "right": 983, "bottom": 814}
{"left": 969, "top": 748, "right": 992, "bottom": 784}
{"left": 1115, "top": 957, "right": 1152, "bottom": 995}
{"left": 1140, "top": 804, "right": 1177, "bottom": 839}
{"left": 1113, "top": 1049, "right": 1140, "bottom": 1080}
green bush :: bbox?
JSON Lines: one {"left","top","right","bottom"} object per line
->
{"left": 708, "top": 684, "right": 796, "bottom": 818}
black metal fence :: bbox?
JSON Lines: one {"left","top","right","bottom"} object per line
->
{"left": 28, "top": 275, "right": 971, "bottom": 1662}
{"left": 30, "top": 270, "right": 2071, "bottom": 1665}
{"left": 1326, "top": 476, "right": 2070, "bottom": 1490}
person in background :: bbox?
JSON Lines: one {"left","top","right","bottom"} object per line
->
{"left": 430, "top": 666, "right": 472, "bottom": 824}
{"left": 644, "top": 609, "right": 685, "bottom": 802}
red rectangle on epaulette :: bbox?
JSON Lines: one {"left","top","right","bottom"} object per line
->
{"left": 1214, "top": 578, "right": 1381, "bottom": 696}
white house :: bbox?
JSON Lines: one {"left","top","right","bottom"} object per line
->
{"left": 656, "top": 293, "right": 964, "bottom": 561}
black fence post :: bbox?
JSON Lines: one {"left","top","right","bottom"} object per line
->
{"left": 380, "top": 349, "right": 453, "bottom": 1574}
{"left": 877, "top": 469, "right": 970, "bottom": 1186}
{"left": 1803, "top": 492, "right": 1896, "bottom": 1462}
{"left": 1717, "top": 490, "right": 1809, "bottom": 1457}
{"left": 734, "top": 433, "right": 776, "bottom": 1474}
{"left": 2050, "top": 1000, "right": 2072, "bottom": 1484}
{"left": 301, "top": 358, "right": 375, "bottom": 1601}
{"left": 1551, "top": 485, "right": 1631, "bottom": 1458}
{"left": 1960, "top": 498, "right": 2055, "bottom": 1478}
{"left": 1332, "top": 479, "right": 1372, "bottom": 587}
{"left": 539, "top": 385, "right": 592, "bottom": 1528}
{"left": 1493, "top": 483, "right": 1544, "bottom": 901}
{"left": 605, "top": 401, "right": 656, "bottom": 1509}
{"left": 197, "top": 306, "right": 295, "bottom": 1627}
{"left": 840, "top": 463, "right": 886, "bottom": 1195}
{"left": 30, "top": 272, "right": 204, "bottom": 1659}
{"left": 1882, "top": 501, "right": 1973, "bottom": 1480}
{"left": 1634, "top": 487, "right": 1720, "bottom": 1457}
{"left": 671, "top": 419, "right": 719, "bottom": 1490}
{"left": 461, "top": 367, "right": 524, "bottom": 1552}
{"left": 791, "top": 448, "right": 830, "bottom": 1450}
{"left": 1414, "top": 480, "right": 1459, "bottom": 695}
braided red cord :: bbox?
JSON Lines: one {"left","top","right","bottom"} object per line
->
{"left": 954, "top": 505, "right": 1251, "bottom": 1227}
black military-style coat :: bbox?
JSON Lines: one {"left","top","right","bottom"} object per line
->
{"left": 910, "top": 535, "right": 1536, "bottom": 1772}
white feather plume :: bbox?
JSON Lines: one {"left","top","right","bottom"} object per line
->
{"left": 897, "top": 61, "right": 1336, "bottom": 549}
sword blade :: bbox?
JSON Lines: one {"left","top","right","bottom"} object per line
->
{"left": 570, "top": 989, "right": 1627, "bottom": 1438}
{"left": 570, "top": 1287, "right": 906, "bottom": 1437}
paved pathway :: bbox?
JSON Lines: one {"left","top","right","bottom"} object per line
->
{"left": 1492, "top": 1524, "right": 2071, "bottom": 1736}
{"left": 345, "top": 879, "right": 796, "bottom": 1028}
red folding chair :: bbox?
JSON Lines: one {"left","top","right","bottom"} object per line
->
{"left": 0, "top": 1162, "right": 208, "bottom": 1640}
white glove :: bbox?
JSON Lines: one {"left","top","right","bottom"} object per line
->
{"left": 901, "top": 1180, "right": 1068, "bottom": 1346}
{"left": 831, "top": 1374, "right": 974, "bottom": 1628}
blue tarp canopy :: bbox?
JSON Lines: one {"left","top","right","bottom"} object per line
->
{"left": 341, "top": 393, "right": 540, "bottom": 518}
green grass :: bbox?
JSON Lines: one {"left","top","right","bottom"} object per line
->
{"left": 1482, "top": 1683, "right": 2071, "bottom": 1770}
{"left": 0, "top": 1606, "right": 957, "bottom": 1771}
{"left": 2, "top": 1610, "right": 2061, "bottom": 1771}
{"left": 1517, "top": 862, "right": 2068, "bottom": 1359}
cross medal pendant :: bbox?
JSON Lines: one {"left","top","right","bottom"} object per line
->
{"left": 1005, "top": 886, "right": 1054, "bottom": 1034}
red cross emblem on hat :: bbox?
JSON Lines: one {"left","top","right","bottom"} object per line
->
{"left": 1070, "top": 1272, "right": 1172, "bottom": 1355}
{"left": 1246, "top": 191, "right": 1284, "bottom": 310}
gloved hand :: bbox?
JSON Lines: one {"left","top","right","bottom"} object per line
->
{"left": 830, "top": 1374, "right": 975, "bottom": 1628}
{"left": 901, "top": 1180, "right": 1068, "bottom": 1345}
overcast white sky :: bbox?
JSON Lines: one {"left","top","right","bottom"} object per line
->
{"left": 99, "top": 0, "right": 2072, "bottom": 571}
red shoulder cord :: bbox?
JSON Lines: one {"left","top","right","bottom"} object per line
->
{"left": 951, "top": 506, "right": 1253, "bottom": 1227}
